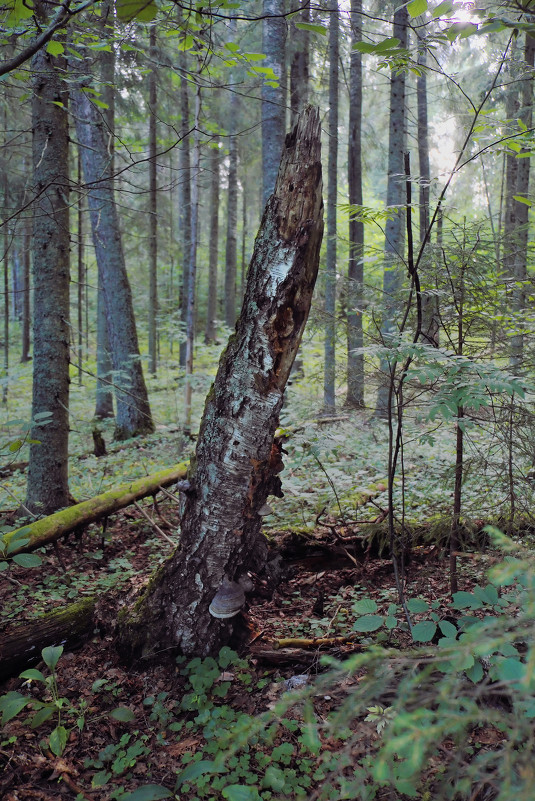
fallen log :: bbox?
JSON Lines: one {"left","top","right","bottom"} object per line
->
{"left": 0, "top": 597, "right": 96, "bottom": 683}
{"left": 3, "top": 462, "right": 188, "bottom": 556}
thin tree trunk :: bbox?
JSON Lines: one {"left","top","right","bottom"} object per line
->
{"left": 225, "top": 123, "right": 238, "bottom": 328}
{"left": 77, "top": 148, "right": 84, "bottom": 386}
{"left": 184, "top": 81, "right": 201, "bottom": 435}
{"left": 417, "top": 34, "right": 439, "bottom": 347}
{"left": 26, "top": 25, "right": 71, "bottom": 514}
{"left": 375, "top": 5, "right": 408, "bottom": 418}
{"left": 94, "top": 0, "right": 115, "bottom": 419}
{"left": 20, "top": 219, "right": 30, "bottom": 363}
{"left": 117, "top": 107, "right": 324, "bottom": 661}
{"left": 72, "top": 89, "right": 153, "bottom": 440}
{"left": 262, "top": 0, "right": 286, "bottom": 206}
{"left": 205, "top": 139, "right": 220, "bottom": 344}
{"left": 346, "top": 0, "right": 364, "bottom": 408}
{"left": 324, "top": 2, "right": 339, "bottom": 413}
{"left": 289, "top": 3, "right": 309, "bottom": 126}
{"left": 148, "top": 24, "right": 158, "bottom": 376}
{"left": 2, "top": 163, "right": 8, "bottom": 404}
{"left": 510, "top": 34, "right": 534, "bottom": 371}
{"left": 178, "top": 45, "right": 191, "bottom": 368}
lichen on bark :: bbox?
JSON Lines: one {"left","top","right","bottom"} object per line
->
{"left": 117, "top": 107, "right": 324, "bottom": 661}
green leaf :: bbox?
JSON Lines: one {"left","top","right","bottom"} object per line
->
{"left": 8, "top": 439, "right": 23, "bottom": 452}
{"left": 218, "top": 646, "right": 237, "bottom": 669}
{"left": 497, "top": 658, "right": 526, "bottom": 682}
{"left": 222, "top": 786, "right": 261, "bottom": 801}
{"left": 406, "top": 598, "right": 429, "bottom": 613}
{"left": 12, "top": 553, "right": 42, "bottom": 568}
{"left": 353, "top": 614, "right": 384, "bottom": 632}
{"left": 465, "top": 661, "right": 484, "bottom": 684}
{"left": 439, "top": 620, "right": 457, "bottom": 638}
{"left": 433, "top": 1, "right": 454, "bottom": 17}
{"left": 451, "top": 592, "right": 483, "bottom": 610}
{"left": 116, "top": 0, "right": 157, "bottom": 22}
{"left": 120, "top": 786, "right": 173, "bottom": 801}
{"left": 31, "top": 704, "right": 56, "bottom": 728}
{"left": 19, "top": 668, "right": 46, "bottom": 683}
{"left": 513, "top": 195, "right": 533, "bottom": 206}
{"left": 41, "top": 645, "right": 63, "bottom": 672}
{"left": 6, "top": 535, "right": 30, "bottom": 554}
{"left": 407, "top": 0, "right": 427, "bottom": 17}
{"left": 294, "top": 22, "right": 327, "bottom": 36}
{"left": 0, "top": 691, "right": 30, "bottom": 724}
{"left": 411, "top": 621, "right": 437, "bottom": 643}
{"left": 92, "top": 770, "right": 111, "bottom": 788}
{"left": 110, "top": 706, "right": 135, "bottom": 722}
{"left": 176, "top": 760, "right": 220, "bottom": 786}
{"left": 49, "top": 725, "right": 68, "bottom": 756}
{"left": 353, "top": 598, "right": 378, "bottom": 614}
{"left": 46, "top": 40, "right": 64, "bottom": 57}
{"left": 0, "top": 561, "right": 9, "bottom": 571}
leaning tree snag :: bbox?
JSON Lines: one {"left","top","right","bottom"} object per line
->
{"left": 117, "top": 106, "right": 324, "bottom": 660}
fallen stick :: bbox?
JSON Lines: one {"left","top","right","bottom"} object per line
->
{"left": 3, "top": 462, "right": 188, "bottom": 556}
{"left": 275, "top": 635, "right": 360, "bottom": 649}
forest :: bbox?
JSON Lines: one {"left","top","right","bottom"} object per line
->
{"left": 1, "top": 0, "right": 535, "bottom": 799}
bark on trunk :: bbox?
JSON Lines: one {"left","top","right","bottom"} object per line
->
{"left": 26, "top": 33, "right": 71, "bottom": 515}
{"left": 205, "top": 140, "right": 220, "bottom": 344}
{"left": 324, "top": 2, "right": 339, "bottom": 413}
{"left": 375, "top": 5, "right": 408, "bottom": 418}
{"left": 71, "top": 89, "right": 154, "bottom": 440}
{"left": 148, "top": 24, "right": 158, "bottom": 377}
{"left": 346, "top": 0, "right": 364, "bottom": 408}
{"left": 178, "top": 45, "right": 191, "bottom": 368}
{"left": 262, "top": 0, "right": 286, "bottom": 206}
{"left": 117, "top": 107, "right": 323, "bottom": 661}
{"left": 5, "top": 463, "right": 187, "bottom": 555}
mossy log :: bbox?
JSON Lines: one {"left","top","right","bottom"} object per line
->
{"left": 4, "top": 462, "right": 188, "bottom": 556}
{"left": 0, "top": 598, "right": 96, "bottom": 683}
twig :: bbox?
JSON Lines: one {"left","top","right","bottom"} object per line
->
{"left": 133, "top": 502, "right": 177, "bottom": 546}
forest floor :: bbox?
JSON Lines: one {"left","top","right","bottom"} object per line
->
{"left": 0, "top": 488, "right": 522, "bottom": 801}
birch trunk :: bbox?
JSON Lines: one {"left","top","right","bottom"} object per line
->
{"left": 117, "top": 107, "right": 323, "bottom": 660}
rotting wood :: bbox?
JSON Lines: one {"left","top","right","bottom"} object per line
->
{"left": 0, "top": 598, "right": 96, "bottom": 683}
{"left": 275, "top": 635, "right": 360, "bottom": 649}
{"left": 3, "top": 462, "right": 188, "bottom": 556}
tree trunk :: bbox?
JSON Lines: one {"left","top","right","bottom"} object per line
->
{"left": 26, "top": 25, "right": 71, "bottom": 515}
{"left": 224, "top": 121, "right": 239, "bottom": 329}
{"left": 178, "top": 45, "right": 191, "bottom": 368}
{"left": 324, "top": 2, "right": 339, "bottom": 413}
{"left": 20, "top": 219, "right": 30, "bottom": 363}
{"left": 72, "top": 89, "right": 154, "bottom": 440}
{"left": 94, "top": 0, "right": 115, "bottom": 419}
{"left": 77, "top": 148, "right": 84, "bottom": 386}
{"left": 117, "top": 107, "right": 324, "bottom": 661}
{"left": 510, "top": 33, "right": 534, "bottom": 371}
{"left": 148, "top": 24, "right": 158, "bottom": 377}
{"left": 417, "top": 33, "right": 439, "bottom": 348}
{"left": 0, "top": 598, "right": 96, "bottom": 683}
{"left": 262, "top": 0, "right": 286, "bottom": 206}
{"left": 2, "top": 162, "right": 8, "bottom": 405}
{"left": 375, "top": 5, "right": 408, "bottom": 418}
{"left": 205, "top": 139, "right": 220, "bottom": 344}
{"left": 289, "top": 3, "right": 309, "bottom": 126}
{"left": 346, "top": 0, "right": 364, "bottom": 408}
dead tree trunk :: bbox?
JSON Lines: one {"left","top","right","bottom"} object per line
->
{"left": 117, "top": 107, "right": 323, "bottom": 661}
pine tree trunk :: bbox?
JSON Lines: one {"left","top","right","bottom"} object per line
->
{"left": 94, "top": 0, "right": 115, "bottom": 420}
{"left": 148, "top": 24, "right": 158, "bottom": 377}
{"left": 289, "top": 3, "right": 310, "bottom": 126}
{"left": 510, "top": 34, "right": 534, "bottom": 371}
{"left": 262, "top": 0, "right": 286, "bottom": 206}
{"left": 205, "top": 140, "right": 220, "bottom": 344}
{"left": 117, "top": 107, "right": 324, "bottom": 661}
{"left": 417, "top": 35, "right": 439, "bottom": 347}
{"left": 324, "top": 2, "right": 339, "bottom": 412}
{"left": 72, "top": 88, "right": 153, "bottom": 440}
{"left": 225, "top": 125, "right": 239, "bottom": 329}
{"left": 26, "top": 23, "right": 71, "bottom": 515}
{"left": 375, "top": 5, "right": 408, "bottom": 418}
{"left": 346, "top": 0, "right": 364, "bottom": 408}
{"left": 178, "top": 46, "right": 191, "bottom": 368}
{"left": 20, "top": 220, "right": 30, "bottom": 364}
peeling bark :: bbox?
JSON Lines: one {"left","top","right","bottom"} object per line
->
{"left": 117, "top": 107, "right": 324, "bottom": 661}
